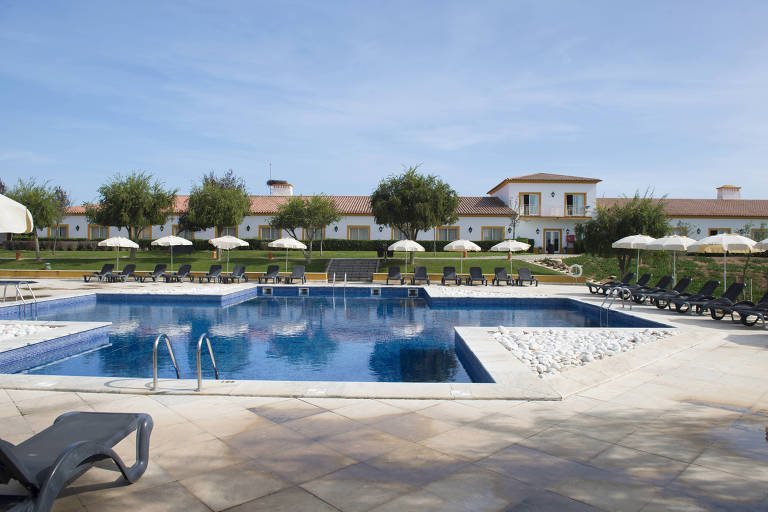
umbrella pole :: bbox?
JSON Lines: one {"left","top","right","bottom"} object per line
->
{"left": 723, "top": 253, "right": 727, "bottom": 292}
{"left": 115, "top": 246, "right": 119, "bottom": 269}
{"left": 227, "top": 250, "right": 230, "bottom": 274}
{"left": 636, "top": 248, "right": 640, "bottom": 278}
{"left": 286, "top": 249, "right": 288, "bottom": 273}
{"left": 171, "top": 246, "right": 174, "bottom": 272}
{"left": 673, "top": 252, "right": 676, "bottom": 285}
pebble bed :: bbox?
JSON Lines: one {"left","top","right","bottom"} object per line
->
{"left": 493, "top": 326, "right": 675, "bottom": 378}
{"left": 0, "top": 323, "right": 57, "bottom": 341}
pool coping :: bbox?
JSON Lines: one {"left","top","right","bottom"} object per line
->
{"left": 0, "top": 284, "right": 703, "bottom": 400}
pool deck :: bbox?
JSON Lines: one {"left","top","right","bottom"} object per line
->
{"left": 1, "top": 278, "right": 767, "bottom": 510}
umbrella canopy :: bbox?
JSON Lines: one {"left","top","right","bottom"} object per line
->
{"left": 612, "top": 234, "right": 656, "bottom": 278}
{"left": 268, "top": 237, "right": 307, "bottom": 273}
{"left": 644, "top": 235, "right": 697, "bottom": 283}
{"left": 151, "top": 235, "right": 192, "bottom": 271}
{"left": 489, "top": 239, "right": 532, "bottom": 274}
{"left": 0, "top": 194, "right": 34, "bottom": 233}
{"left": 98, "top": 236, "right": 139, "bottom": 269}
{"left": 443, "top": 239, "right": 481, "bottom": 273}
{"left": 210, "top": 236, "right": 250, "bottom": 274}
{"left": 688, "top": 234, "right": 757, "bottom": 291}
{"left": 756, "top": 238, "right": 768, "bottom": 251}
{"left": 388, "top": 240, "right": 424, "bottom": 273}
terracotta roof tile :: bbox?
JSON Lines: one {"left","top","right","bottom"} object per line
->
{"left": 487, "top": 172, "right": 601, "bottom": 194}
{"left": 597, "top": 197, "right": 768, "bottom": 218}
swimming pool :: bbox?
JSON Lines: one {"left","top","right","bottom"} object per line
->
{"left": 2, "top": 291, "right": 666, "bottom": 383}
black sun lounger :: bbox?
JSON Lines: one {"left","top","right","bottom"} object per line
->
{"left": 386, "top": 266, "right": 404, "bottom": 285}
{"left": 258, "top": 265, "right": 279, "bottom": 284}
{"left": 710, "top": 291, "right": 768, "bottom": 322}
{"left": 0, "top": 412, "right": 152, "bottom": 511}
{"left": 284, "top": 265, "right": 306, "bottom": 284}
{"left": 83, "top": 264, "right": 114, "bottom": 283}
{"left": 441, "top": 266, "right": 460, "bottom": 286}
{"left": 680, "top": 282, "right": 745, "bottom": 316}
{"left": 667, "top": 280, "right": 720, "bottom": 313}
{"left": 140, "top": 264, "right": 167, "bottom": 282}
{"left": 732, "top": 293, "right": 768, "bottom": 327}
{"left": 109, "top": 264, "right": 137, "bottom": 282}
{"left": 517, "top": 267, "right": 538, "bottom": 287}
{"left": 465, "top": 267, "right": 487, "bottom": 286}
{"left": 223, "top": 265, "right": 249, "bottom": 284}
{"left": 624, "top": 273, "right": 652, "bottom": 291}
{"left": 164, "top": 264, "right": 193, "bottom": 283}
{"left": 199, "top": 264, "right": 223, "bottom": 283}
{"left": 647, "top": 277, "right": 691, "bottom": 308}
{"left": 492, "top": 267, "right": 513, "bottom": 286}
{"left": 586, "top": 272, "right": 634, "bottom": 294}
{"left": 411, "top": 266, "right": 430, "bottom": 285}
{"left": 631, "top": 275, "right": 671, "bottom": 304}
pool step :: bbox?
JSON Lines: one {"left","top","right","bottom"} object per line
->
{"left": 326, "top": 258, "right": 380, "bottom": 282}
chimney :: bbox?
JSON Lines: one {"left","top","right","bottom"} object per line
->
{"left": 267, "top": 179, "right": 293, "bottom": 196}
{"left": 716, "top": 185, "right": 741, "bottom": 200}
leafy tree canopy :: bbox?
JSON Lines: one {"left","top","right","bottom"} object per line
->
{"left": 183, "top": 170, "right": 250, "bottom": 233}
{"left": 0, "top": 178, "right": 6, "bottom": 195}
{"left": 7, "top": 178, "right": 62, "bottom": 260}
{"left": 85, "top": 171, "right": 177, "bottom": 241}
{"left": 370, "top": 165, "right": 459, "bottom": 241}
{"left": 269, "top": 195, "right": 342, "bottom": 262}
{"left": 575, "top": 191, "right": 669, "bottom": 275}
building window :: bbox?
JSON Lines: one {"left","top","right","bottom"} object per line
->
{"left": 217, "top": 226, "right": 237, "bottom": 237}
{"left": 49, "top": 225, "right": 69, "bottom": 238}
{"left": 752, "top": 227, "right": 768, "bottom": 241}
{"left": 481, "top": 227, "right": 504, "bottom": 241}
{"left": 88, "top": 225, "right": 109, "bottom": 240}
{"left": 437, "top": 226, "right": 459, "bottom": 241}
{"left": 172, "top": 225, "right": 195, "bottom": 240}
{"left": 391, "top": 227, "right": 408, "bottom": 240}
{"left": 669, "top": 226, "right": 688, "bottom": 236}
{"left": 347, "top": 226, "right": 370, "bottom": 240}
{"left": 260, "top": 226, "right": 281, "bottom": 240}
{"left": 137, "top": 226, "right": 152, "bottom": 239}
{"left": 564, "top": 193, "right": 586, "bottom": 216}
{"left": 303, "top": 227, "right": 324, "bottom": 240}
{"left": 708, "top": 228, "right": 731, "bottom": 236}
{"left": 519, "top": 193, "right": 540, "bottom": 216}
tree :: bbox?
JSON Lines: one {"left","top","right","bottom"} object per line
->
{"left": 183, "top": 170, "right": 251, "bottom": 254}
{"left": 575, "top": 192, "right": 669, "bottom": 275}
{"left": 85, "top": 172, "right": 177, "bottom": 258}
{"left": 371, "top": 166, "right": 459, "bottom": 263}
{"left": 672, "top": 220, "right": 692, "bottom": 238}
{"left": 0, "top": 178, "right": 6, "bottom": 195}
{"left": 6, "top": 178, "right": 60, "bottom": 260}
{"left": 51, "top": 186, "right": 71, "bottom": 255}
{"left": 269, "top": 195, "right": 342, "bottom": 263}
{"left": 508, "top": 199, "right": 521, "bottom": 239}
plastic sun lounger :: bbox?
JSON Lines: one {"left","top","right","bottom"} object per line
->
{"left": 0, "top": 412, "right": 152, "bottom": 511}
{"left": 284, "top": 265, "right": 306, "bottom": 284}
{"left": 386, "top": 266, "right": 404, "bottom": 285}
{"left": 492, "top": 267, "right": 514, "bottom": 286}
{"left": 83, "top": 264, "right": 114, "bottom": 283}
{"left": 517, "top": 267, "right": 538, "bottom": 287}
{"left": 710, "top": 291, "right": 768, "bottom": 322}
{"left": 586, "top": 272, "right": 634, "bottom": 294}
{"left": 140, "top": 264, "right": 167, "bottom": 283}
{"left": 258, "top": 265, "right": 280, "bottom": 284}
{"left": 647, "top": 277, "right": 692, "bottom": 308}
{"left": 465, "top": 267, "right": 487, "bottom": 286}
{"left": 441, "top": 267, "right": 460, "bottom": 286}
{"left": 631, "top": 275, "right": 672, "bottom": 303}
{"left": 222, "top": 265, "right": 249, "bottom": 284}
{"left": 680, "top": 282, "right": 746, "bottom": 316}
{"left": 668, "top": 280, "right": 720, "bottom": 313}
{"left": 734, "top": 295, "right": 768, "bottom": 327}
{"left": 199, "top": 265, "right": 223, "bottom": 283}
{"left": 110, "top": 264, "right": 137, "bottom": 282}
{"left": 411, "top": 266, "right": 430, "bottom": 285}
{"left": 623, "top": 273, "right": 653, "bottom": 291}
{"left": 164, "top": 264, "right": 193, "bottom": 283}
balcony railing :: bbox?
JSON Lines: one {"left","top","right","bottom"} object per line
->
{"left": 566, "top": 205, "right": 585, "bottom": 216}
{"left": 521, "top": 206, "right": 539, "bottom": 216}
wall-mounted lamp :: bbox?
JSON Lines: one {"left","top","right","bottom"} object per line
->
{"left": 507, "top": 227, "right": 512, "bottom": 234}
{"left": 75, "top": 225, "right": 80, "bottom": 231}
{"left": 566, "top": 228, "right": 570, "bottom": 234}
{"left": 696, "top": 228, "right": 701, "bottom": 234}
{"left": 468, "top": 227, "right": 473, "bottom": 233}
{"left": 246, "top": 225, "right": 251, "bottom": 231}
{"left": 160, "top": 226, "right": 164, "bottom": 232}
{"left": 551, "top": 191, "right": 556, "bottom": 198}
{"left": 334, "top": 226, "right": 338, "bottom": 232}
{"left": 536, "top": 228, "right": 540, "bottom": 234}
{"left": 378, "top": 226, "right": 383, "bottom": 232}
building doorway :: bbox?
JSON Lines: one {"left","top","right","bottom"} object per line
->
{"left": 543, "top": 229, "right": 562, "bottom": 254}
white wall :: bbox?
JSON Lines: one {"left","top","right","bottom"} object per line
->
{"left": 667, "top": 217, "right": 768, "bottom": 240}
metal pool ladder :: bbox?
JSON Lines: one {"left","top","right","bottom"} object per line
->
{"left": 599, "top": 286, "right": 632, "bottom": 326}
{"left": 152, "top": 333, "right": 181, "bottom": 391}
{"left": 196, "top": 333, "right": 220, "bottom": 391}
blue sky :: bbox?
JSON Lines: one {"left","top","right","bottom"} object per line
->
{"left": 1, "top": 0, "right": 767, "bottom": 203}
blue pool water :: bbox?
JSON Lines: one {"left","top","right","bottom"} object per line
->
{"left": 8, "top": 294, "right": 664, "bottom": 383}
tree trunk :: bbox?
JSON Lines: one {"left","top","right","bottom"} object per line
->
{"left": 741, "top": 253, "right": 751, "bottom": 284}
{"left": 129, "top": 227, "right": 137, "bottom": 260}
{"left": 34, "top": 232, "right": 41, "bottom": 261}
{"left": 52, "top": 230, "right": 58, "bottom": 255}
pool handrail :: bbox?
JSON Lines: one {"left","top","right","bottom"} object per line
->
{"left": 196, "top": 333, "right": 220, "bottom": 391}
{"left": 152, "top": 333, "right": 181, "bottom": 390}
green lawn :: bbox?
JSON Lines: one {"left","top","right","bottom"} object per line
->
{"left": 0, "top": 249, "right": 558, "bottom": 275}
{"left": 564, "top": 253, "right": 768, "bottom": 302}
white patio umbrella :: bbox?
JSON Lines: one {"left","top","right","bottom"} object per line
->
{"left": 97, "top": 236, "right": 139, "bottom": 269}
{"left": 644, "top": 235, "right": 697, "bottom": 284}
{"left": 756, "top": 238, "right": 768, "bottom": 251}
{"left": 489, "top": 239, "right": 531, "bottom": 274}
{"left": 209, "top": 235, "right": 249, "bottom": 274}
{"left": 688, "top": 234, "right": 757, "bottom": 292}
{"left": 0, "top": 193, "right": 34, "bottom": 233}
{"left": 151, "top": 235, "right": 192, "bottom": 271}
{"left": 443, "top": 239, "right": 481, "bottom": 273}
{"left": 269, "top": 237, "right": 307, "bottom": 273}
{"left": 388, "top": 239, "right": 425, "bottom": 274}
{"left": 611, "top": 234, "right": 656, "bottom": 278}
